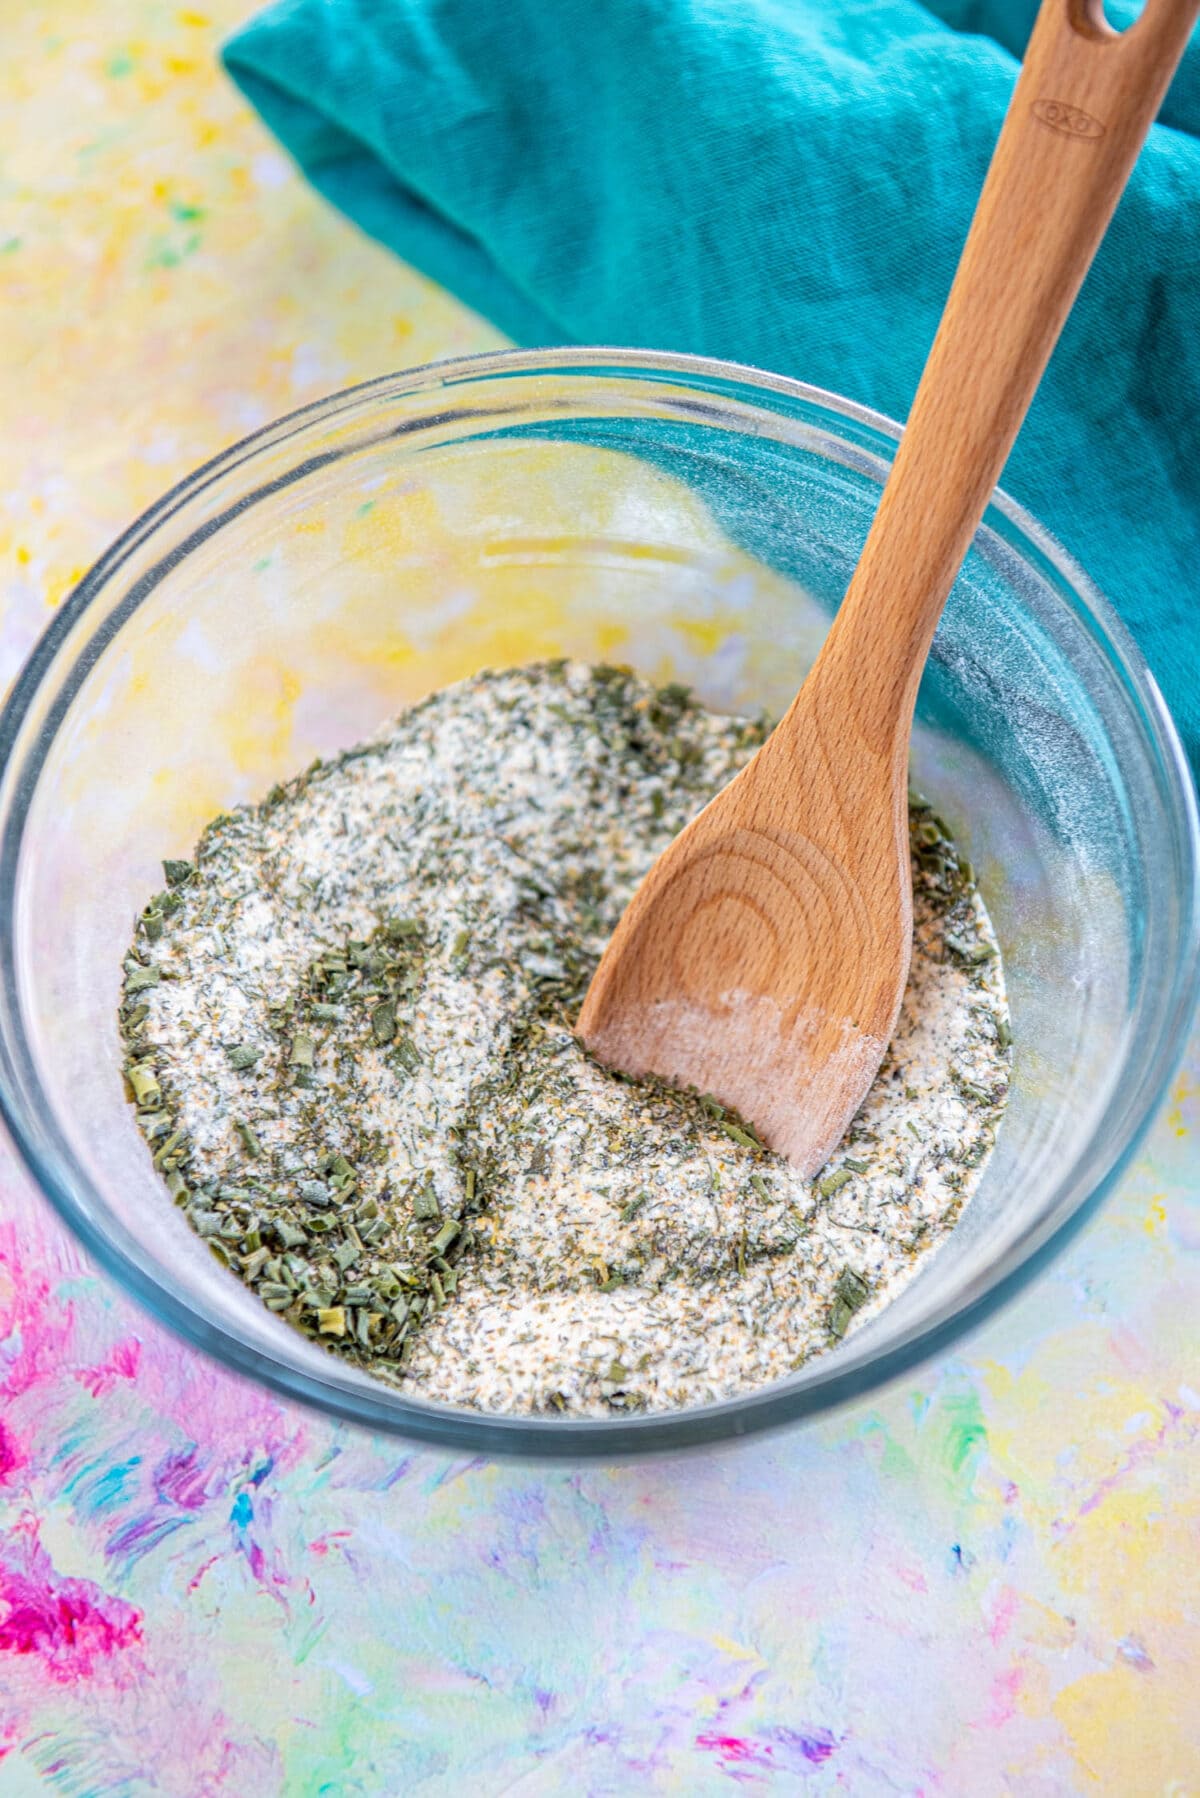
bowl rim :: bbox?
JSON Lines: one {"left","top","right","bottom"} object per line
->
{"left": 2, "top": 343, "right": 1197, "bottom": 1460}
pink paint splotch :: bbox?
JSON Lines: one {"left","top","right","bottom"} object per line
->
{"left": 74, "top": 1334, "right": 142, "bottom": 1398}
{"left": 0, "top": 1420, "right": 26, "bottom": 1486}
{"left": 0, "top": 1222, "right": 70, "bottom": 1400}
{"left": 0, "top": 1516, "right": 142, "bottom": 1681}
{"left": 1075, "top": 1398, "right": 1195, "bottom": 1521}
{"left": 980, "top": 1665, "right": 1024, "bottom": 1729}
{"left": 696, "top": 1725, "right": 837, "bottom": 1777}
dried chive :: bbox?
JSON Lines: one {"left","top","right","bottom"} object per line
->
{"left": 371, "top": 1000, "right": 396, "bottom": 1046}
{"left": 430, "top": 1219, "right": 460, "bottom": 1256}
{"left": 829, "top": 1269, "right": 870, "bottom": 1340}
{"left": 834, "top": 1267, "right": 870, "bottom": 1309}
{"left": 944, "top": 933, "right": 997, "bottom": 965}
{"left": 383, "top": 917, "right": 422, "bottom": 944}
{"left": 127, "top": 1063, "right": 161, "bottom": 1107}
{"left": 235, "top": 1120, "right": 263, "bottom": 1158}
{"left": 241, "top": 1247, "right": 270, "bottom": 1282}
{"left": 412, "top": 1184, "right": 439, "bottom": 1223}
{"left": 152, "top": 1129, "right": 186, "bottom": 1167}
{"left": 957, "top": 1079, "right": 994, "bottom": 1106}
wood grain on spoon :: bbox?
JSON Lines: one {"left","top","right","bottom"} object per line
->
{"left": 578, "top": 0, "right": 1199, "bottom": 1174}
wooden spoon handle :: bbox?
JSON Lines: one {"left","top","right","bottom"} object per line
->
{"left": 820, "top": 0, "right": 1199, "bottom": 747}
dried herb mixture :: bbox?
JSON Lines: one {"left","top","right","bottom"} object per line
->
{"left": 120, "top": 660, "right": 1011, "bottom": 1415}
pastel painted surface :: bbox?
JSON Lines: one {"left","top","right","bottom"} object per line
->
{"left": 2, "top": 5, "right": 1199, "bottom": 1792}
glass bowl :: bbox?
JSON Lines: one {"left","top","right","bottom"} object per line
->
{"left": 1, "top": 348, "right": 1196, "bottom": 1459}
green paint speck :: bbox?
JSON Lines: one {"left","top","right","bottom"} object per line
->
{"left": 168, "top": 200, "right": 206, "bottom": 222}
{"left": 146, "top": 231, "right": 201, "bottom": 271}
{"left": 355, "top": 499, "right": 377, "bottom": 517}
{"left": 943, "top": 1391, "right": 987, "bottom": 1474}
{"left": 253, "top": 556, "right": 273, "bottom": 573}
{"left": 295, "top": 1618, "right": 330, "bottom": 1665}
{"left": 0, "top": 238, "right": 20, "bottom": 255}
{"left": 106, "top": 50, "right": 135, "bottom": 77}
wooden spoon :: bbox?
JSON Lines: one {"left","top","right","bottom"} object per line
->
{"left": 578, "top": 0, "right": 1199, "bottom": 1175}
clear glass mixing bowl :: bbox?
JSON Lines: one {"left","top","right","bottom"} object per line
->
{"left": 1, "top": 348, "right": 1196, "bottom": 1457}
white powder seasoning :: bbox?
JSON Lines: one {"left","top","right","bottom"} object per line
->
{"left": 121, "top": 660, "right": 1011, "bottom": 1417}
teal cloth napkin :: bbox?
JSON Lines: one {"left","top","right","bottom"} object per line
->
{"left": 223, "top": 0, "right": 1200, "bottom": 773}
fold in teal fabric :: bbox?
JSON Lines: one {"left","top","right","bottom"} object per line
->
{"left": 223, "top": 0, "right": 1200, "bottom": 771}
